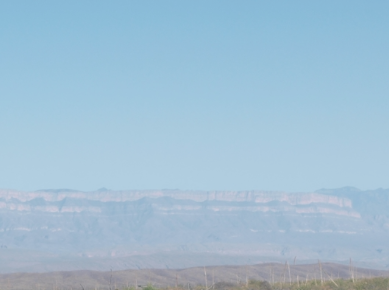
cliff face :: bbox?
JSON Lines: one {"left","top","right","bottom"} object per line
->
{"left": 0, "top": 189, "right": 353, "bottom": 206}
{"left": 0, "top": 188, "right": 388, "bottom": 271}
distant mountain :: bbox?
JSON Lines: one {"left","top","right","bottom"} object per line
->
{"left": 316, "top": 187, "right": 389, "bottom": 215}
{"left": 0, "top": 188, "right": 389, "bottom": 272}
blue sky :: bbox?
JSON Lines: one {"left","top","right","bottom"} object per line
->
{"left": 1, "top": 1, "right": 388, "bottom": 192}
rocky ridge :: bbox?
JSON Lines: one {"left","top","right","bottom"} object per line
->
{"left": 0, "top": 187, "right": 388, "bottom": 272}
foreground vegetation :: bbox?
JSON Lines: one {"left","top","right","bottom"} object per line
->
{"left": 255, "top": 277, "right": 389, "bottom": 290}
{"left": 121, "top": 277, "right": 389, "bottom": 290}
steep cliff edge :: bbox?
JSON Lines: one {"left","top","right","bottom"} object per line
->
{"left": 0, "top": 188, "right": 388, "bottom": 271}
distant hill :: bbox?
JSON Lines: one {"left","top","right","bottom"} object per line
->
{"left": 0, "top": 188, "right": 389, "bottom": 272}
{"left": 0, "top": 263, "right": 388, "bottom": 290}
{"left": 316, "top": 187, "right": 389, "bottom": 215}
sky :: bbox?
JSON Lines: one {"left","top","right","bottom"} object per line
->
{"left": 0, "top": 1, "right": 388, "bottom": 192}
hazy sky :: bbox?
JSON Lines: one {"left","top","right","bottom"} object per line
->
{"left": 1, "top": 1, "right": 388, "bottom": 192}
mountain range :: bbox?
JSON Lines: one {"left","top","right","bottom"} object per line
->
{"left": 0, "top": 187, "right": 388, "bottom": 272}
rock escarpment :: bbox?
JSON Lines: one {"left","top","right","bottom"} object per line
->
{"left": 0, "top": 187, "right": 388, "bottom": 271}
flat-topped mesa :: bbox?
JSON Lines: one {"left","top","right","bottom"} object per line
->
{"left": 0, "top": 187, "right": 387, "bottom": 272}
{"left": 0, "top": 189, "right": 352, "bottom": 208}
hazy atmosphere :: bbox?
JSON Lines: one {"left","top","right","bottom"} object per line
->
{"left": 1, "top": 1, "right": 389, "bottom": 289}
{"left": 1, "top": 1, "right": 388, "bottom": 192}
